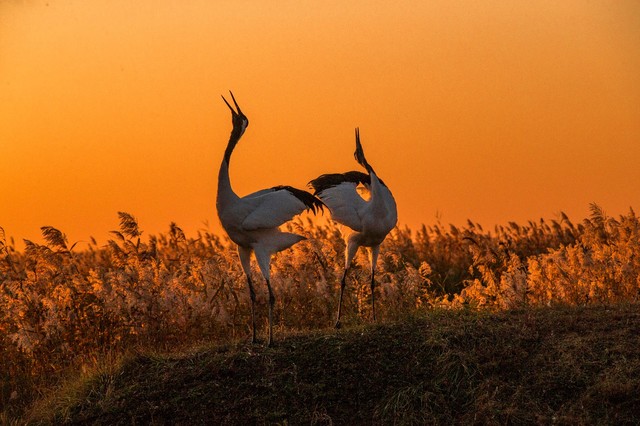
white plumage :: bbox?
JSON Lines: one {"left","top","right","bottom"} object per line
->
{"left": 219, "top": 187, "right": 313, "bottom": 233}
{"left": 316, "top": 181, "right": 367, "bottom": 232}
{"left": 309, "top": 128, "right": 397, "bottom": 328}
{"left": 216, "top": 92, "right": 324, "bottom": 346}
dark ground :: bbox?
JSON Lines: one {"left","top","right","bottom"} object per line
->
{"left": 27, "top": 304, "right": 640, "bottom": 425}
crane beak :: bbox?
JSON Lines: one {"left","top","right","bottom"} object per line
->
{"left": 221, "top": 95, "right": 235, "bottom": 115}
{"left": 221, "top": 91, "right": 243, "bottom": 116}
{"left": 354, "top": 127, "right": 367, "bottom": 166}
{"left": 228, "top": 91, "right": 242, "bottom": 113}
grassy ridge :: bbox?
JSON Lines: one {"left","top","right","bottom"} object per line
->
{"left": 28, "top": 304, "right": 640, "bottom": 425}
{"left": 4, "top": 207, "right": 639, "bottom": 421}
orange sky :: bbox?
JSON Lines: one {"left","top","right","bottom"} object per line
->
{"left": 1, "top": 1, "right": 639, "bottom": 248}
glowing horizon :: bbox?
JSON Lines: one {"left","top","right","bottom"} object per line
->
{"left": 1, "top": 1, "right": 639, "bottom": 249}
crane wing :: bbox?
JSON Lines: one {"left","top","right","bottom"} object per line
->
{"left": 309, "top": 171, "right": 371, "bottom": 231}
{"left": 240, "top": 186, "right": 322, "bottom": 231}
{"left": 315, "top": 181, "right": 368, "bottom": 232}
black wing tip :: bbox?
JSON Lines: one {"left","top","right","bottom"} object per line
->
{"left": 308, "top": 171, "right": 370, "bottom": 195}
{"left": 273, "top": 185, "right": 326, "bottom": 215}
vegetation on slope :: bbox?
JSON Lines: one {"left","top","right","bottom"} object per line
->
{"left": 28, "top": 304, "right": 640, "bottom": 425}
{"left": 1, "top": 204, "right": 639, "bottom": 422}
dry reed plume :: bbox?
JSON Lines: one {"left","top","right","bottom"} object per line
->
{"left": 1, "top": 203, "right": 639, "bottom": 419}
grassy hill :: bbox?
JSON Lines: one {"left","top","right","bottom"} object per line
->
{"left": 26, "top": 304, "right": 640, "bottom": 425}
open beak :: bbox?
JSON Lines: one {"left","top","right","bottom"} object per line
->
{"left": 221, "top": 90, "right": 242, "bottom": 116}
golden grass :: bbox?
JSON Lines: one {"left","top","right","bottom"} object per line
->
{"left": 1, "top": 204, "right": 639, "bottom": 421}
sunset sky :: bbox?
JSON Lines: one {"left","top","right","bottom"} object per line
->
{"left": 1, "top": 1, "right": 639, "bottom": 248}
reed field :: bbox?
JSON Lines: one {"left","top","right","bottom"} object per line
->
{"left": 1, "top": 204, "right": 639, "bottom": 422}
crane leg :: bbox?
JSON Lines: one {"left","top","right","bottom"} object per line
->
{"left": 371, "top": 273, "right": 376, "bottom": 322}
{"left": 266, "top": 279, "right": 275, "bottom": 347}
{"left": 336, "top": 241, "right": 358, "bottom": 329}
{"left": 238, "top": 247, "right": 258, "bottom": 344}
{"left": 335, "top": 270, "right": 347, "bottom": 329}
{"left": 247, "top": 276, "right": 257, "bottom": 343}
{"left": 370, "top": 245, "right": 380, "bottom": 322}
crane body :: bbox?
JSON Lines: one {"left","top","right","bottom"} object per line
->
{"left": 310, "top": 128, "right": 397, "bottom": 328}
{"left": 216, "top": 92, "right": 323, "bottom": 345}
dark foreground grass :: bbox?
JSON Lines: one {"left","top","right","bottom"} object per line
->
{"left": 25, "top": 304, "right": 640, "bottom": 425}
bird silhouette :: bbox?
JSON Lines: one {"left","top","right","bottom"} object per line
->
{"left": 216, "top": 91, "right": 324, "bottom": 346}
{"left": 309, "top": 128, "right": 397, "bottom": 328}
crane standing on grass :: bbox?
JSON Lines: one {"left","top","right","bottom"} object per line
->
{"left": 216, "top": 92, "right": 324, "bottom": 346}
{"left": 310, "top": 128, "right": 397, "bottom": 328}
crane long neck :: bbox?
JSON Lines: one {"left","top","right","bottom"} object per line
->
{"left": 217, "top": 128, "right": 243, "bottom": 204}
{"left": 367, "top": 170, "right": 392, "bottom": 220}
{"left": 218, "top": 158, "right": 233, "bottom": 195}
{"left": 368, "top": 170, "right": 383, "bottom": 200}
{"left": 223, "top": 130, "right": 241, "bottom": 165}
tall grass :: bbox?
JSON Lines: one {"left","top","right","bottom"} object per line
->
{"left": 1, "top": 204, "right": 639, "bottom": 418}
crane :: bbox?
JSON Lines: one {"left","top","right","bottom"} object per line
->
{"left": 309, "top": 128, "right": 397, "bottom": 328}
{"left": 216, "top": 91, "right": 324, "bottom": 346}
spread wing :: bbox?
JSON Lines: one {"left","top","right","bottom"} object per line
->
{"left": 310, "top": 172, "right": 371, "bottom": 232}
{"left": 313, "top": 181, "right": 368, "bottom": 232}
{"left": 239, "top": 186, "right": 323, "bottom": 231}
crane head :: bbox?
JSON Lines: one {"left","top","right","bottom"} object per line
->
{"left": 222, "top": 91, "right": 249, "bottom": 136}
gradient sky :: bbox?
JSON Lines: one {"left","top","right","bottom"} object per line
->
{"left": 1, "top": 1, "right": 639, "bottom": 248}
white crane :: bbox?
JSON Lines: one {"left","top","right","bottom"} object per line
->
{"left": 309, "top": 128, "right": 397, "bottom": 328}
{"left": 216, "top": 91, "right": 324, "bottom": 346}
